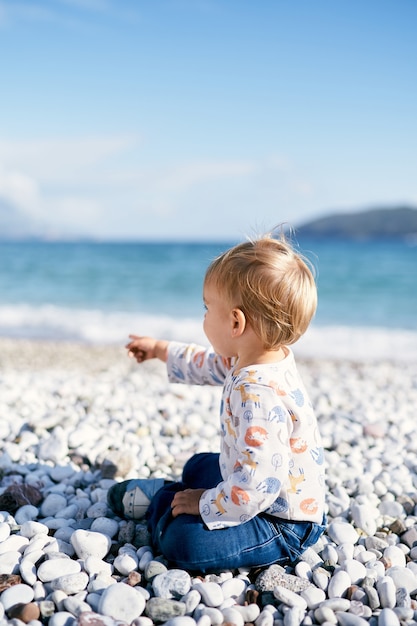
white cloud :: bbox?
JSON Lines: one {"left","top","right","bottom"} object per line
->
{"left": 0, "top": 134, "right": 327, "bottom": 238}
{"left": 0, "top": 167, "right": 41, "bottom": 214}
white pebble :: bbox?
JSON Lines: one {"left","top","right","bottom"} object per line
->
{"left": 70, "top": 529, "right": 111, "bottom": 560}
{"left": 327, "top": 521, "right": 359, "bottom": 545}
{"left": 37, "top": 558, "right": 81, "bottom": 582}
{"left": 99, "top": 583, "right": 146, "bottom": 622}
{"left": 0, "top": 582, "right": 34, "bottom": 609}
{"left": 221, "top": 607, "right": 244, "bottom": 626}
{"left": 0, "top": 522, "right": 11, "bottom": 542}
{"left": 49, "top": 571, "right": 89, "bottom": 594}
{"left": 48, "top": 611, "right": 76, "bottom": 626}
{"left": 273, "top": 586, "right": 307, "bottom": 610}
{"left": 192, "top": 582, "right": 224, "bottom": 607}
{"left": 327, "top": 570, "right": 351, "bottom": 599}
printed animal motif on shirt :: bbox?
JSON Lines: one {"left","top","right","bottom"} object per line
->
{"left": 300, "top": 498, "right": 319, "bottom": 515}
{"left": 256, "top": 477, "right": 281, "bottom": 494}
{"left": 268, "top": 405, "right": 287, "bottom": 422}
{"left": 235, "top": 384, "right": 261, "bottom": 408}
{"left": 288, "top": 469, "right": 305, "bottom": 494}
{"left": 240, "top": 448, "right": 258, "bottom": 475}
{"left": 231, "top": 485, "right": 250, "bottom": 506}
{"left": 225, "top": 418, "right": 237, "bottom": 440}
{"left": 241, "top": 370, "right": 259, "bottom": 384}
{"left": 268, "top": 380, "right": 287, "bottom": 396}
{"left": 211, "top": 489, "right": 228, "bottom": 516}
{"left": 244, "top": 425, "right": 268, "bottom": 447}
{"left": 290, "top": 437, "right": 308, "bottom": 453}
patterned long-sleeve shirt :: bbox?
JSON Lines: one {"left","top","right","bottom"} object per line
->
{"left": 167, "top": 342, "right": 325, "bottom": 530}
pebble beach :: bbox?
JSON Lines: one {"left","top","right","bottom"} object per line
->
{"left": 1, "top": 338, "right": 417, "bottom": 626}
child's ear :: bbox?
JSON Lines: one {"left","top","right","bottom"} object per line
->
{"left": 231, "top": 308, "right": 246, "bottom": 337}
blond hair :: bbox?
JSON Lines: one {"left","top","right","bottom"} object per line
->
{"left": 204, "top": 234, "right": 317, "bottom": 349}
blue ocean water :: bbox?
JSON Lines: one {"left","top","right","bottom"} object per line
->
{"left": 0, "top": 239, "right": 416, "bottom": 361}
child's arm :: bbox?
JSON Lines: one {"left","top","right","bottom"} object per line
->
{"left": 126, "top": 335, "right": 169, "bottom": 363}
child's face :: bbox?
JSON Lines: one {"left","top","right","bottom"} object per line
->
{"left": 203, "top": 283, "right": 235, "bottom": 357}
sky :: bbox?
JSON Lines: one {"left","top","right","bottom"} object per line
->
{"left": 0, "top": 0, "right": 416, "bottom": 241}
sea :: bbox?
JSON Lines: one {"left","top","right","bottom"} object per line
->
{"left": 0, "top": 238, "right": 416, "bottom": 362}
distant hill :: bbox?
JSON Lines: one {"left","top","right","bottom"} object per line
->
{"left": 296, "top": 206, "right": 417, "bottom": 239}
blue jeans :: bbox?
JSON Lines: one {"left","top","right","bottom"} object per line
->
{"left": 147, "top": 452, "right": 326, "bottom": 573}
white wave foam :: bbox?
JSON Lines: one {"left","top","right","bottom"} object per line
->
{"left": 0, "top": 305, "right": 416, "bottom": 363}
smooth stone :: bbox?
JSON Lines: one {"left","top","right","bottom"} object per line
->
{"left": 320, "top": 598, "right": 351, "bottom": 612}
{"left": 221, "top": 576, "right": 246, "bottom": 600}
{"left": 221, "top": 607, "right": 244, "bottom": 626}
{"left": 153, "top": 570, "right": 192, "bottom": 599}
{"left": 49, "top": 571, "right": 89, "bottom": 594}
{"left": 8, "top": 601, "right": 40, "bottom": 622}
{"left": 335, "top": 612, "right": 370, "bottom": 626}
{"left": 99, "top": 583, "right": 146, "bottom": 622}
{"left": 37, "top": 558, "right": 81, "bottom": 582}
{"left": 63, "top": 596, "right": 92, "bottom": 616}
{"left": 300, "top": 586, "right": 326, "bottom": 609}
{"left": 395, "top": 586, "right": 411, "bottom": 608}
{"left": 283, "top": 605, "right": 305, "bottom": 626}
{"left": 0, "top": 551, "right": 22, "bottom": 575}
{"left": 70, "top": 529, "right": 111, "bottom": 560}
{"left": 294, "top": 560, "right": 312, "bottom": 581}
{"left": 255, "top": 609, "right": 274, "bottom": 626}
{"left": 321, "top": 544, "right": 339, "bottom": 565}
{"left": 386, "top": 566, "right": 417, "bottom": 594}
{"left": 86, "top": 501, "right": 109, "bottom": 518}
{"left": 327, "top": 570, "right": 351, "bottom": 599}
{"left": 327, "top": 521, "right": 359, "bottom": 545}
{"left": 113, "top": 552, "right": 139, "bottom": 575}
{"left": 192, "top": 582, "right": 224, "bottom": 607}
{"left": 145, "top": 597, "right": 186, "bottom": 623}
{"left": 376, "top": 608, "right": 400, "bottom": 626}
{"left": 90, "top": 517, "right": 119, "bottom": 538}
{"left": 198, "top": 607, "right": 223, "bottom": 625}
{"left": 234, "top": 604, "right": 260, "bottom": 622}
{"left": 0, "top": 522, "right": 11, "bottom": 542}
{"left": 312, "top": 567, "right": 331, "bottom": 591}
{"left": 363, "top": 584, "right": 380, "bottom": 610}
{"left": 144, "top": 560, "right": 168, "bottom": 581}
{"left": 84, "top": 556, "right": 113, "bottom": 577}
{"left": 19, "top": 558, "right": 37, "bottom": 585}
{"left": 341, "top": 559, "right": 367, "bottom": 584}
{"left": 0, "top": 534, "right": 29, "bottom": 553}
{"left": 132, "top": 618, "right": 154, "bottom": 626}
{"left": 377, "top": 576, "right": 396, "bottom": 609}
{"left": 87, "top": 574, "right": 117, "bottom": 593}
{"left": 181, "top": 589, "right": 201, "bottom": 615}
{"left": 314, "top": 606, "right": 337, "bottom": 624}
{"left": 165, "top": 618, "right": 197, "bottom": 626}
{"left": 15, "top": 504, "right": 39, "bottom": 524}
{"left": 40, "top": 493, "right": 67, "bottom": 517}
{"left": 77, "top": 611, "right": 122, "bottom": 626}
{"left": 0, "top": 583, "right": 34, "bottom": 610}
{"left": 383, "top": 546, "right": 406, "bottom": 568}
{"left": 350, "top": 503, "right": 378, "bottom": 536}
{"left": 48, "top": 611, "right": 76, "bottom": 626}
{"left": 273, "top": 586, "right": 308, "bottom": 609}
{"left": 19, "top": 521, "right": 49, "bottom": 538}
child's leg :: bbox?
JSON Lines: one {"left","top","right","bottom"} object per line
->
{"left": 153, "top": 512, "right": 326, "bottom": 573}
{"left": 145, "top": 452, "right": 221, "bottom": 548}
{"left": 181, "top": 452, "right": 222, "bottom": 488}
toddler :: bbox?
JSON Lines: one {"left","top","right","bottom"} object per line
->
{"left": 107, "top": 233, "right": 326, "bottom": 572}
